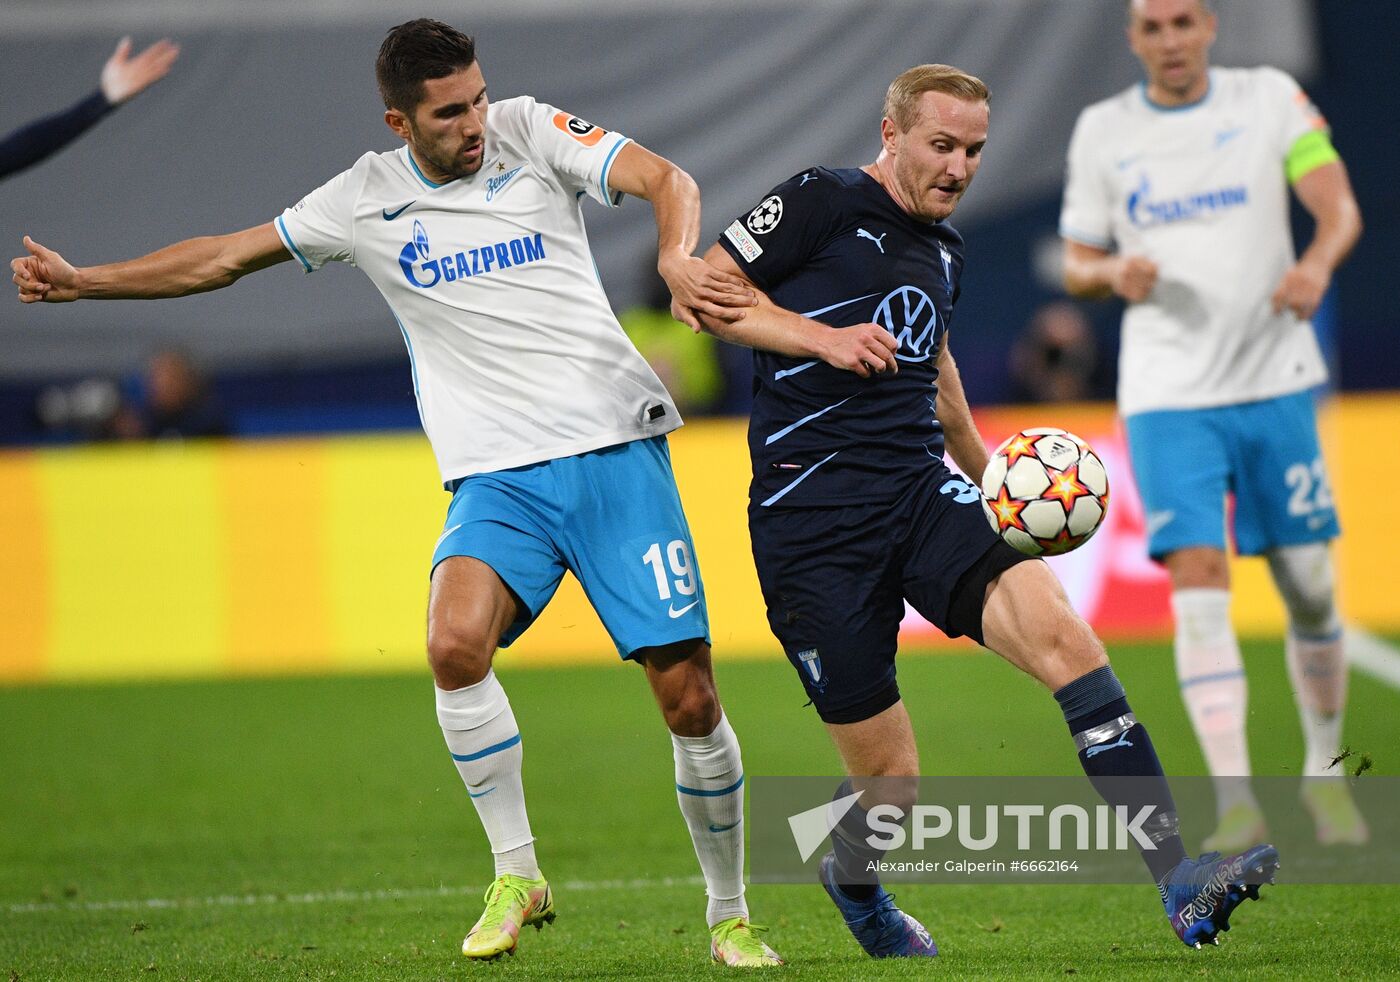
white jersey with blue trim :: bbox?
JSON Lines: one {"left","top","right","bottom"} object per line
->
{"left": 275, "top": 95, "right": 679, "bottom": 484}
{"left": 1060, "top": 67, "right": 1329, "bottom": 417}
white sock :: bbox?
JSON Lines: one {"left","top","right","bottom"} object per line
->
{"left": 672, "top": 714, "right": 747, "bottom": 927}
{"left": 436, "top": 671, "right": 540, "bottom": 879}
{"left": 1266, "top": 544, "right": 1348, "bottom": 778}
{"left": 1172, "top": 588, "right": 1257, "bottom": 815}
{"left": 1287, "top": 628, "right": 1347, "bottom": 776}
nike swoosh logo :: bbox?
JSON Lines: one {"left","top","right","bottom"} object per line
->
{"left": 435, "top": 523, "right": 464, "bottom": 552}
{"left": 383, "top": 201, "right": 414, "bottom": 220}
{"left": 708, "top": 821, "right": 739, "bottom": 833}
{"left": 668, "top": 600, "right": 700, "bottom": 619}
{"left": 468, "top": 786, "right": 496, "bottom": 799}
{"left": 1214, "top": 127, "right": 1245, "bottom": 149}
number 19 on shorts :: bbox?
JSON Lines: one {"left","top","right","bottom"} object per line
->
{"left": 642, "top": 539, "right": 698, "bottom": 608}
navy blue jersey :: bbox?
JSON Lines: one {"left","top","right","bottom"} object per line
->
{"left": 718, "top": 166, "right": 965, "bottom": 507}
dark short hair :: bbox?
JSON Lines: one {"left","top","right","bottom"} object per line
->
{"left": 375, "top": 19, "right": 477, "bottom": 113}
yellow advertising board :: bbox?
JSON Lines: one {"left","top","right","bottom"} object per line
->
{"left": 1, "top": 396, "right": 1395, "bottom": 683}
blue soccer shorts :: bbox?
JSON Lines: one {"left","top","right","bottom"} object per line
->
{"left": 1124, "top": 390, "right": 1340, "bottom": 560}
{"left": 431, "top": 436, "right": 710, "bottom": 658}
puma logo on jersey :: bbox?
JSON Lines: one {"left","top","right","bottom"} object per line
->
{"left": 856, "top": 228, "right": 887, "bottom": 253}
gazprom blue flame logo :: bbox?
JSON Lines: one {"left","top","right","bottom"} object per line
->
{"left": 400, "top": 220, "right": 441, "bottom": 288}
{"left": 874, "top": 285, "right": 943, "bottom": 364}
{"left": 1127, "top": 173, "right": 1248, "bottom": 228}
{"left": 398, "top": 224, "right": 548, "bottom": 290}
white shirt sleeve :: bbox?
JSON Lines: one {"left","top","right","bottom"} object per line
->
{"left": 275, "top": 157, "right": 368, "bottom": 272}
{"left": 1257, "top": 67, "right": 1328, "bottom": 160}
{"left": 510, "top": 96, "right": 632, "bottom": 209}
{"left": 1059, "top": 109, "right": 1115, "bottom": 250}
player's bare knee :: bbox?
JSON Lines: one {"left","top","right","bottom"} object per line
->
{"left": 425, "top": 619, "right": 496, "bottom": 688}
{"left": 661, "top": 674, "right": 721, "bottom": 737}
{"left": 1266, "top": 543, "right": 1339, "bottom": 635}
{"left": 1165, "top": 547, "right": 1230, "bottom": 590}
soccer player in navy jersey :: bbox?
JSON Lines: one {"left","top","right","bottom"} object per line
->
{"left": 697, "top": 64, "right": 1277, "bottom": 955}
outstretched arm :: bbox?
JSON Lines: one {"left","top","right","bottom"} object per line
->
{"left": 1271, "top": 159, "right": 1363, "bottom": 320}
{"left": 0, "top": 38, "right": 179, "bottom": 181}
{"left": 12, "top": 223, "right": 291, "bottom": 303}
{"left": 934, "top": 339, "right": 989, "bottom": 480}
{"left": 694, "top": 243, "right": 900, "bottom": 379}
{"left": 605, "top": 142, "right": 756, "bottom": 330}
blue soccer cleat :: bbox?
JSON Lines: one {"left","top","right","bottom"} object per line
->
{"left": 818, "top": 852, "right": 938, "bottom": 958}
{"left": 1159, "top": 844, "right": 1279, "bottom": 948}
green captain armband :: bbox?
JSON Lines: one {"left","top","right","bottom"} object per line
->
{"left": 1286, "top": 129, "right": 1340, "bottom": 184}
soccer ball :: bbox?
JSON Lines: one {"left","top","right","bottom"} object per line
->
{"left": 980, "top": 427, "right": 1109, "bottom": 556}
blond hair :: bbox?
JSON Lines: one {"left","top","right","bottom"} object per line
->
{"left": 883, "top": 64, "right": 990, "bottom": 132}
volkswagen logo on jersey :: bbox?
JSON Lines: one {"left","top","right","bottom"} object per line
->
{"left": 874, "top": 285, "right": 943, "bottom": 363}
{"left": 399, "top": 221, "right": 549, "bottom": 290}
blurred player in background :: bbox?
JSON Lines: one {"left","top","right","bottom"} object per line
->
{"left": 11, "top": 18, "right": 783, "bottom": 969}
{"left": 697, "top": 63, "right": 1274, "bottom": 955}
{"left": 0, "top": 37, "right": 179, "bottom": 181}
{"left": 1060, "top": 0, "right": 1366, "bottom": 852}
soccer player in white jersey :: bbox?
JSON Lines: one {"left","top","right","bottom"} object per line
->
{"left": 1060, "top": 0, "right": 1366, "bottom": 852}
{"left": 11, "top": 19, "right": 782, "bottom": 969}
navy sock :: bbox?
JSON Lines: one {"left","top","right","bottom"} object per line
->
{"left": 1055, "top": 666, "right": 1189, "bottom": 885}
{"left": 830, "top": 779, "right": 892, "bottom": 901}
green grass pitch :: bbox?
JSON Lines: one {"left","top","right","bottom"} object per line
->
{"left": 3, "top": 639, "right": 1397, "bottom": 980}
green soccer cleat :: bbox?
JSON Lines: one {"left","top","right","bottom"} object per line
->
{"left": 709, "top": 917, "right": 785, "bottom": 967}
{"left": 1301, "top": 779, "right": 1369, "bottom": 845}
{"left": 1201, "top": 801, "right": 1269, "bottom": 855}
{"left": 461, "top": 873, "right": 555, "bottom": 960}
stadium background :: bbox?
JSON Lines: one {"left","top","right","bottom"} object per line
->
{"left": 0, "top": 0, "right": 1395, "bottom": 682}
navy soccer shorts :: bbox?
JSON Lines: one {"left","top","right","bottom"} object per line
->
{"left": 749, "top": 466, "right": 1031, "bottom": 724}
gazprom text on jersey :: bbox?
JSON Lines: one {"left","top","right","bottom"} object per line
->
{"left": 1127, "top": 183, "right": 1248, "bottom": 228}
{"left": 399, "top": 231, "right": 546, "bottom": 289}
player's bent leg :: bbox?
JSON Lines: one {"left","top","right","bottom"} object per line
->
{"left": 978, "top": 558, "right": 1280, "bottom": 946}
{"left": 980, "top": 559, "right": 1107, "bottom": 690}
{"left": 428, "top": 557, "right": 552, "bottom": 959}
{"left": 1164, "top": 547, "right": 1264, "bottom": 853}
{"left": 635, "top": 640, "right": 782, "bottom": 967}
{"left": 1265, "top": 543, "right": 1367, "bottom": 844}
